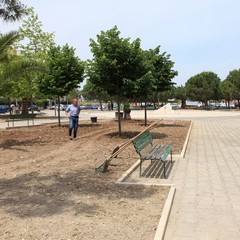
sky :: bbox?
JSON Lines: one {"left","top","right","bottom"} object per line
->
{"left": 1, "top": 0, "right": 240, "bottom": 86}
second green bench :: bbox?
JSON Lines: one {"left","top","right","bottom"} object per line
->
{"left": 6, "top": 114, "right": 37, "bottom": 127}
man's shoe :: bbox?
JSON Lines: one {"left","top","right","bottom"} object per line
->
{"left": 69, "top": 136, "right": 73, "bottom": 140}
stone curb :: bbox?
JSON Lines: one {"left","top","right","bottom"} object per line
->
{"left": 115, "top": 160, "right": 141, "bottom": 183}
{"left": 180, "top": 121, "right": 193, "bottom": 159}
{"left": 153, "top": 186, "right": 176, "bottom": 240}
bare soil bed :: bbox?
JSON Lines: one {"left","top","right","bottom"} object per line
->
{"left": 0, "top": 119, "right": 190, "bottom": 240}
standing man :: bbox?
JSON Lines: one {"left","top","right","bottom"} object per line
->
{"left": 65, "top": 99, "right": 81, "bottom": 140}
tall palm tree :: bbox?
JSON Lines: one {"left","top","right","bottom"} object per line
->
{"left": 0, "top": 0, "right": 27, "bottom": 22}
{"left": 0, "top": 31, "right": 47, "bottom": 114}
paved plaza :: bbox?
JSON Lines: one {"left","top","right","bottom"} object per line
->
{"left": 164, "top": 115, "right": 240, "bottom": 240}
{"left": 1, "top": 108, "right": 240, "bottom": 239}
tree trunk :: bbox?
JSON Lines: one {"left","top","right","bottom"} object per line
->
{"left": 144, "top": 100, "right": 147, "bottom": 126}
{"left": 7, "top": 97, "right": 12, "bottom": 115}
{"left": 21, "top": 98, "right": 29, "bottom": 114}
{"left": 57, "top": 95, "right": 61, "bottom": 126}
{"left": 98, "top": 97, "right": 103, "bottom": 111}
{"left": 181, "top": 99, "right": 186, "bottom": 109}
{"left": 117, "top": 99, "right": 122, "bottom": 136}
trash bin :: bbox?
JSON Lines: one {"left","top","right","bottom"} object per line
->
{"left": 90, "top": 117, "right": 97, "bottom": 123}
{"left": 115, "top": 112, "right": 123, "bottom": 120}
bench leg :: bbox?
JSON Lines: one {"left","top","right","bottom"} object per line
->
{"left": 139, "top": 159, "right": 142, "bottom": 177}
{"left": 163, "top": 161, "right": 166, "bottom": 179}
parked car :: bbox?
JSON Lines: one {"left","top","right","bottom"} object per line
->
{"left": 28, "top": 104, "right": 40, "bottom": 112}
{"left": 51, "top": 104, "right": 67, "bottom": 111}
{"left": 0, "top": 105, "right": 8, "bottom": 113}
{"left": 80, "top": 105, "right": 87, "bottom": 110}
{"left": 91, "top": 105, "right": 99, "bottom": 109}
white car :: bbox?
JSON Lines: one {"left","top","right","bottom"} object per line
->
{"left": 51, "top": 104, "right": 67, "bottom": 111}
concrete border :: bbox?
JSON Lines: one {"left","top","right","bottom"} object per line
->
{"left": 153, "top": 186, "right": 176, "bottom": 240}
{"left": 180, "top": 120, "right": 193, "bottom": 159}
{"left": 115, "top": 160, "right": 141, "bottom": 183}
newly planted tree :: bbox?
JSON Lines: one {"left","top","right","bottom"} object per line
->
{"left": 87, "top": 26, "right": 144, "bottom": 135}
{"left": 38, "top": 44, "right": 85, "bottom": 126}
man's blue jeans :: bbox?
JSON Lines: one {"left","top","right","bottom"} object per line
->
{"left": 69, "top": 116, "right": 79, "bottom": 138}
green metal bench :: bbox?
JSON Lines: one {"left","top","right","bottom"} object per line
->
{"left": 6, "top": 114, "right": 37, "bottom": 127}
{"left": 132, "top": 131, "right": 172, "bottom": 178}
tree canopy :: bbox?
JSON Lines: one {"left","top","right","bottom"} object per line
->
{"left": 185, "top": 71, "right": 221, "bottom": 105}
{"left": 225, "top": 69, "right": 240, "bottom": 102}
{"left": 16, "top": 7, "right": 55, "bottom": 59}
{"left": 38, "top": 44, "right": 84, "bottom": 97}
{"left": 38, "top": 44, "right": 85, "bottom": 125}
{"left": 87, "top": 26, "right": 144, "bottom": 98}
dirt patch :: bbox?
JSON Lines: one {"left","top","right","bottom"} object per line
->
{"left": 0, "top": 119, "right": 190, "bottom": 240}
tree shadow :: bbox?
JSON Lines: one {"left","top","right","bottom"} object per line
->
{"left": 105, "top": 131, "right": 168, "bottom": 140}
{"left": 0, "top": 139, "right": 47, "bottom": 150}
{"left": 0, "top": 169, "right": 158, "bottom": 219}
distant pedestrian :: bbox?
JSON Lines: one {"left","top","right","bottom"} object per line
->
{"left": 65, "top": 99, "right": 81, "bottom": 140}
{"left": 107, "top": 101, "right": 111, "bottom": 111}
{"left": 10, "top": 104, "right": 15, "bottom": 114}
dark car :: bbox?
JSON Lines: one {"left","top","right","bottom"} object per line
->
{"left": 91, "top": 105, "right": 99, "bottom": 109}
{"left": 28, "top": 105, "right": 40, "bottom": 112}
{"left": 0, "top": 105, "right": 8, "bottom": 113}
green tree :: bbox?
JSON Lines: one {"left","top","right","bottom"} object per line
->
{"left": 220, "top": 79, "right": 233, "bottom": 107}
{"left": 1, "top": 58, "right": 46, "bottom": 100}
{"left": 87, "top": 26, "right": 144, "bottom": 135}
{"left": 124, "top": 46, "right": 177, "bottom": 125}
{"left": 185, "top": 71, "right": 221, "bottom": 105}
{"left": 225, "top": 69, "right": 240, "bottom": 108}
{"left": 81, "top": 80, "right": 110, "bottom": 111}
{"left": 38, "top": 44, "right": 85, "bottom": 126}
{"left": 12, "top": 7, "right": 56, "bottom": 113}
{"left": 0, "top": 31, "right": 19, "bottom": 107}
{"left": 16, "top": 7, "right": 55, "bottom": 59}
{"left": 173, "top": 85, "right": 187, "bottom": 108}
{"left": 0, "top": 0, "right": 27, "bottom": 22}
{"left": 0, "top": 1, "right": 31, "bottom": 110}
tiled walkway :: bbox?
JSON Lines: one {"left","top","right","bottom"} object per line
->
{"left": 164, "top": 116, "right": 240, "bottom": 240}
